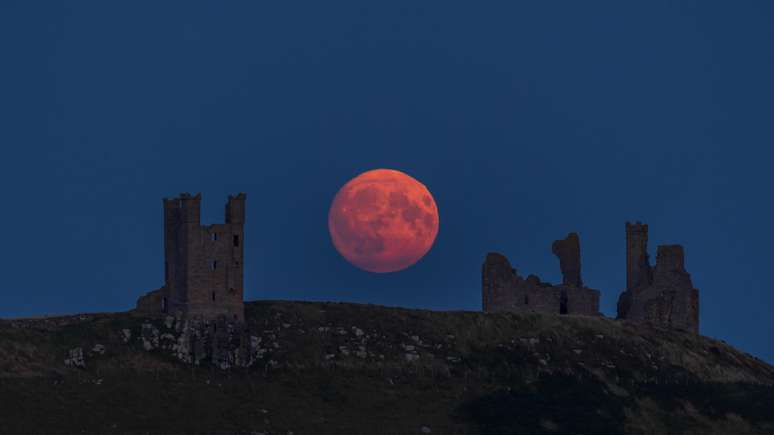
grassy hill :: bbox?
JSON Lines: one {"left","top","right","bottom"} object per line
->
{"left": 1, "top": 300, "right": 773, "bottom": 435}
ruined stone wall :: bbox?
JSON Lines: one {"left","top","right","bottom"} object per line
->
{"left": 560, "top": 286, "right": 600, "bottom": 316}
{"left": 522, "top": 276, "right": 562, "bottom": 314}
{"left": 482, "top": 232, "right": 600, "bottom": 316}
{"left": 552, "top": 233, "right": 583, "bottom": 287}
{"left": 162, "top": 198, "right": 181, "bottom": 310}
{"left": 184, "top": 222, "right": 243, "bottom": 320}
{"left": 135, "top": 287, "right": 163, "bottom": 316}
{"left": 617, "top": 226, "right": 699, "bottom": 333}
{"left": 481, "top": 253, "right": 517, "bottom": 312}
{"left": 646, "top": 245, "right": 699, "bottom": 332}
{"left": 626, "top": 222, "right": 652, "bottom": 293}
{"left": 137, "top": 193, "right": 246, "bottom": 322}
{"left": 482, "top": 254, "right": 561, "bottom": 313}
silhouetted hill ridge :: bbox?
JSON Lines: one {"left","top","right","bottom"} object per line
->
{"left": 1, "top": 300, "right": 772, "bottom": 434}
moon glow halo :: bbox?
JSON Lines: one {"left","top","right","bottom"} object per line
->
{"left": 328, "top": 169, "right": 439, "bottom": 273}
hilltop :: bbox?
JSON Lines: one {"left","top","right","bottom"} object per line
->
{"left": 1, "top": 301, "right": 773, "bottom": 435}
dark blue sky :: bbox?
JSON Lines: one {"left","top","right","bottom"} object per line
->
{"left": 1, "top": 2, "right": 772, "bottom": 362}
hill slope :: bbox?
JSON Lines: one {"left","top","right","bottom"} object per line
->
{"left": 1, "top": 300, "right": 773, "bottom": 435}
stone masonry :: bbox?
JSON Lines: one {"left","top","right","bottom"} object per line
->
{"left": 617, "top": 222, "right": 699, "bottom": 333}
{"left": 482, "top": 233, "right": 600, "bottom": 316}
{"left": 136, "top": 193, "right": 246, "bottom": 322}
{"left": 552, "top": 232, "right": 583, "bottom": 287}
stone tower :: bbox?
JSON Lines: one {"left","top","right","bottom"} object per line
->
{"left": 626, "top": 222, "right": 652, "bottom": 292}
{"left": 136, "top": 193, "right": 246, "bottom": 322}
{"left": 617, "top": 222, "right": 699, "bottom": 333}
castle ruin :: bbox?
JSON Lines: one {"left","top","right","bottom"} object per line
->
{"left": 617, "top": 222, "right": 699, "bottom": 333}
{"left": 482, "top": 223, "right": 700, "bottom": 333}
{"left": 482, "top": 233, "right": 601, "bottom": 316}
{"left": 136, "top": 193, "right": 246, "bottom": 322}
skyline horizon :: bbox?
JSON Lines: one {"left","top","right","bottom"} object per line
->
{"left": 3, "top": 1, "right": 772, "bottom": 364}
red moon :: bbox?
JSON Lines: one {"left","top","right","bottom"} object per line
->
{"left": 328, "top": 169, "right": 439, "bottom": 273}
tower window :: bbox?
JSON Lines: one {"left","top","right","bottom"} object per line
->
{"left": 212, "top": 291, "right": 216, "bottom": 302}
{"left": 211, "top": 233, "right": 218, "bottom": 241}
{"left": 161, "top": 297, "right": 167, "bottom": 313}
{"left": 233, "top": 235, "right": 240, "bottom": 247}
{"left": 524, "top": 295, "right": 529, "bottom": 305}
{"left": 209, "top": 260, "right": 217, "bottom": 270}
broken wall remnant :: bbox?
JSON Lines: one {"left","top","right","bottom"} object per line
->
{"left": 482, "top": 223, "right": 700, "bottom": 333}
{"left": 482, "top": 233, "right": 600, "bottom": 316}
{"left": 626, "top": 222, "right": 652, "bottom": 292}
{"left": 617, "top": 223, "right": 699, "bottom": 333}
{"left": 552, "top": 232, "right": 583, "bottom": 287}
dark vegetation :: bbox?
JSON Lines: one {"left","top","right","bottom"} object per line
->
{"left": 1, "top": 301, "right": 773, "bottom": 435}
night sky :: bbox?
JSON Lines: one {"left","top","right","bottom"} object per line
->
{"left": 2, "top": 2, "right": 773, "bottom": 363}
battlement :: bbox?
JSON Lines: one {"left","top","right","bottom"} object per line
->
{"left": 625, "top": 221, "right": 649, "bottom": 232}
{"left": 226, "top": 193, "right": 246, "bottom": 224}
{"left": 161, "top": 192, "right": 202, "bottom": 224}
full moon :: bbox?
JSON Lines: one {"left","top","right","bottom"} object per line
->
{"left": 328, "top": 169, "right": 439, "bottom": 273}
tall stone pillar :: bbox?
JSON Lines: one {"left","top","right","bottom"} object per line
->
{"left": 552, "top": 232, "right": 583, "bottom": 287}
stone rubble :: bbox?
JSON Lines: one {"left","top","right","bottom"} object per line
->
{"left": 141, "top": 323, "right": 160, "bottom": 351}
{"left": 120, "top": 329, "right": 132, "bottom": 343}
{"left": 64, "top": 347, "right": 85, "bottom": 368}
{"left": 405, "top": 353, "right": 420, "bottom": 362}
{"left": 64, "top": 305, "right": 656, "bottom": 374}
